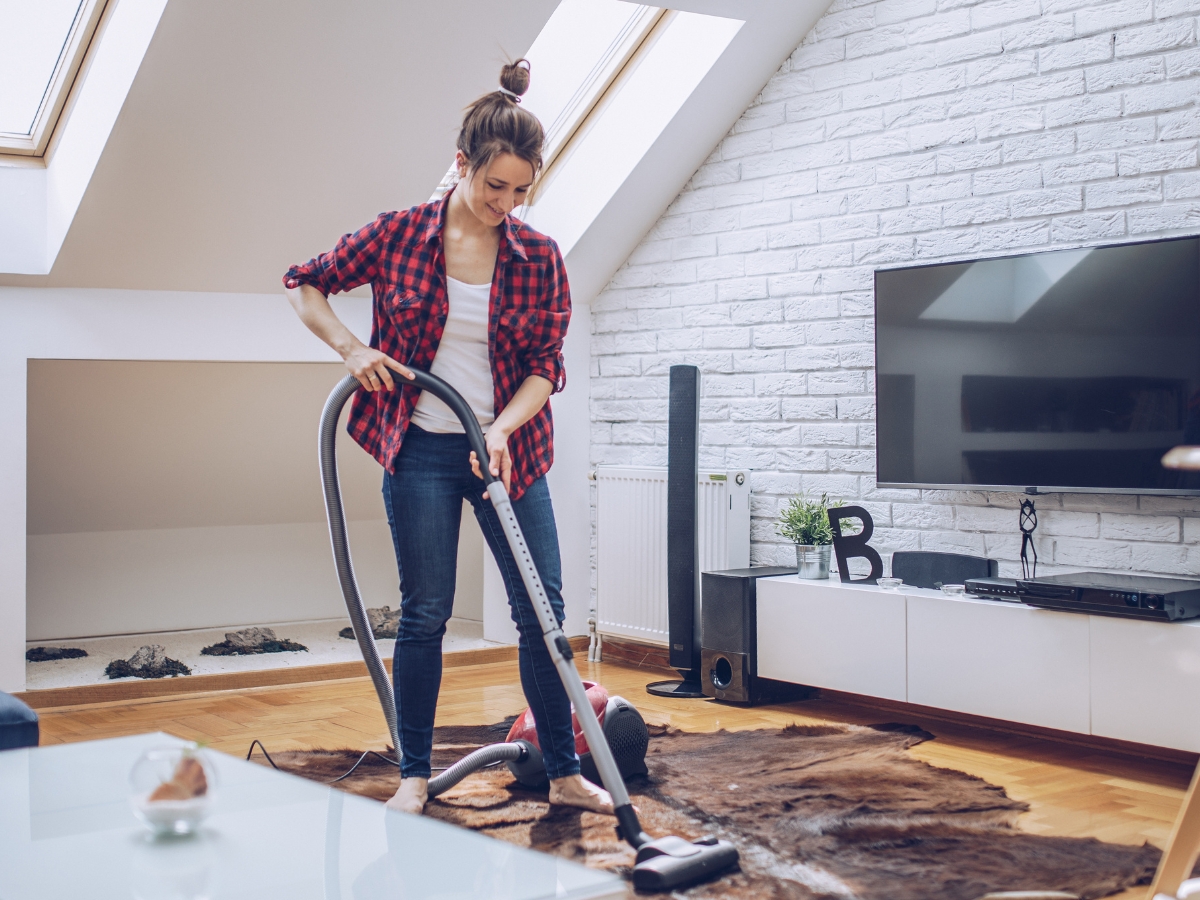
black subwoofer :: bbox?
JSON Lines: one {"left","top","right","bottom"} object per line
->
{"left": 700, "top": 566, "right": 795, "bottom": 704}
{"left": 701, "top": 647, "right": 753, "bottom": 703}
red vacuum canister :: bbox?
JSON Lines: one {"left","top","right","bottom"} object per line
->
{"left": 504, "top": 682, "right": 650, "bottom": 788}
{"left": 506, "top": 681, "right": 609, "bottom": 755}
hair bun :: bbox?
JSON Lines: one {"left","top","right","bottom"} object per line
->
{"left": 499, "top": 59, "right": 531, "bottom": 98}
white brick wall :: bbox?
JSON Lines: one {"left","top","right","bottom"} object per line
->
{"left": 590, "top": 0, "right": 1200, "bottom": 581}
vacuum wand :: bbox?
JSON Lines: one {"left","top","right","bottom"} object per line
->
{"left": 317, "top": 370, "right": 738, "bottom": 891}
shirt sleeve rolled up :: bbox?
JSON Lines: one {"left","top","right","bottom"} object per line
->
{"left": 283, "top": 212, "right": 394, "bottom": 296}
{"left": 524, "top": 240, "right": 571, "bottom": 394}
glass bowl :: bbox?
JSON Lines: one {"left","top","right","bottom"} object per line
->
{"left": 941, "top": 584, "right": 966, "bottom": 596}
{"left": 877, "top": 577, "right": 903, "bottom": 591}
{"left": 129, "top": 745, "right": 217, "bottom": 836}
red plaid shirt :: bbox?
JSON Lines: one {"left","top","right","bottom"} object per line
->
{"left": 284, "top": 190, "right": 570, "bottom": 500}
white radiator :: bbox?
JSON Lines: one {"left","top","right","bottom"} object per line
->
{"left": 595, "top": 466, "right": 751, "bottom": 646}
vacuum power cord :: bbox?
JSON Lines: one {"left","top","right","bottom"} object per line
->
{"left": 246, "top": 739, "right": 400, "bottom": 785}
{"left": 245, "top": 739, "right": 517, "bottom": 789}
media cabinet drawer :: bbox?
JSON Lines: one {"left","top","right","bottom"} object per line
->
{"left": 906, "top": 595, "right": 1090, "bottom": 734}
{"left": 1090, "top": 616, "right": 1200, "bottom": 753}
{"left": 756, "top": 577, "right": 906, "bottom": 701}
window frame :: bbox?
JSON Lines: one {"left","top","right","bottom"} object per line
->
{"left": 0, "top": 0, "right": 109, "bottom": 158}
{"left": 537, "top": 4, "right": 665, "bottom": 176}
{"left": 524, "top": 5, "right": 670, "bottom": 209}
{"left": 430, "top": 3, "right": 666, "bottom": 207}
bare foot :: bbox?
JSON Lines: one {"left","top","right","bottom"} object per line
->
{"left": 385, "top": 777, "right": 428, "bottom": 815}
{"left": 548, "top": 774, "right": 615, "bottom": 815}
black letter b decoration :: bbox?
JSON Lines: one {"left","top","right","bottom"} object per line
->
{"left": 828, "top": 506, "right": 883, "bottom": 584}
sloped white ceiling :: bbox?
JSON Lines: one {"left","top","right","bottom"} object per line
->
{"left": 0, "top": 0, "right": 832, "bottom": 297}
{"left": 0, "top": 0, "right": 558, "bottom": 292}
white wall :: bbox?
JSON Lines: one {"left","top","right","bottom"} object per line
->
{"left": 28, "top": 521, "right": 394, "bottom": 640}
{"left": 24, "top": 359, "right": 485, "bottom": 641}
{"left": 27, "top": 360, "right": 382, "bottom": 535}
{"left": 537, "top": 305, "right": 592, "bottom": 643}
{"left": 592, "top": 0, "right": 1200, "bottom": 581}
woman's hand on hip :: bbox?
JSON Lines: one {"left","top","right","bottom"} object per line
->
{"left": 344, "top": 344, "right": 413, "bottom": 392}
{"left": 470, "top": 427, "right": 513, "bottom": 495}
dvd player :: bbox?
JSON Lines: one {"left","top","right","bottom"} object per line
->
{"left": 964, "top": 577, "right": 1022, "bottom": 602}
{"left": 1016, "top": 572, "right": 1200, "bottom": 621}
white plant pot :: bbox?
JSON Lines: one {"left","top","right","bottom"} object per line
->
{"left": 795, "top": 544, "right": 831, "bottom": 579}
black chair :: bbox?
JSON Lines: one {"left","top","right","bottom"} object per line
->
{"left": 890, "top": 551, "right": 997, "bottom": 590}
{"left": 0, "top": 691, "right": 39, "bottom": 750}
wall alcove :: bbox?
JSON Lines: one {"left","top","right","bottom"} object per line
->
{"left": 26, "top": 359, "right": 484, "bottom": 646}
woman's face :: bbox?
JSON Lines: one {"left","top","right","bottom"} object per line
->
{"left": 455, "top": 151, "right": 535, "bottom": 227}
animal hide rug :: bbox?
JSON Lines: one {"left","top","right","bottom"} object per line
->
{"left": 257, "top": 720, "right": 1162, "bottom": 899}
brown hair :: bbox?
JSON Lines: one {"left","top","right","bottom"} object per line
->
{"left": 457, "top": 60, "right": 544, "bottom": 180}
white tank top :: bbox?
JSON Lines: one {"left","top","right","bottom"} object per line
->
{"left": 410, "top": 276, "right": 495, "bottom": 434}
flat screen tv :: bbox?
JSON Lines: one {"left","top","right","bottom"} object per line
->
{"left": 874, "top": 235, "right": 1200, "bottom": 495}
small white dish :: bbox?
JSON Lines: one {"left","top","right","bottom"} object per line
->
{"left": 877, "top": 577, "right": 903, "bottom": 591}
{"left": 941, "top": 584, "right": 966, "bottom": 596}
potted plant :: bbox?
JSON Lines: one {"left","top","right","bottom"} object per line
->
{"left": 777, "top": 493, "right": 842, "bottom": 579}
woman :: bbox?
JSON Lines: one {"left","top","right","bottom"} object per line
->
{"left": 284, "top": 61, "right": 612, "bottom": 817}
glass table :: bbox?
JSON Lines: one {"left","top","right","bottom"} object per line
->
{"left": 0, "top": 732, "right": 628, "bottom": 900}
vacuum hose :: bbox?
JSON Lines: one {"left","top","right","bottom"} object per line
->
{"left": 317, "top": 373, "right": 527, "bottom": 796}
{"left": 428, "top": 742, "right": 525, "bottom": 797}
{"left": 318, "top": 376, "right": 399, "bottom": 752}
{"left": 317, "top": 370, "right": 739, "bottom": 891}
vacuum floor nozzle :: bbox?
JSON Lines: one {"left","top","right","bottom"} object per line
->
{"left": 631, "top": 835, "right": 739, "bottom": 892}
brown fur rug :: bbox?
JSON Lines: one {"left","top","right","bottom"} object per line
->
{"left": 255, "top": 720, "right": 1162, "bottom": 899}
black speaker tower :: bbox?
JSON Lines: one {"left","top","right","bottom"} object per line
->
{"left": 647, "top": 365, "right": 705, "bottom": 699}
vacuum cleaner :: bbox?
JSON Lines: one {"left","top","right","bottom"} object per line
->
{"left": 317, "top": 370, "right": 739, "bottom": 892}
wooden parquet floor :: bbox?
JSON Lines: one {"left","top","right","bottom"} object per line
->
{"left": 37, "top": 658, "right": 1192, "bottom": 900}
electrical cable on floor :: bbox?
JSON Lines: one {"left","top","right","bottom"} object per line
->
{"left": 244, "top": 739, "right": 502, "bottom": 784}
{"left": 246, "top": 739, "right": 398, "bottom": 784}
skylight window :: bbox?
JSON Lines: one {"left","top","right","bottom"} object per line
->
{"left": 431, "top": 0, "right": 662, "bottom": 202}
{"left": 522, "top": 0, "right": 663, "bottom": 169}
{"left": 0, "top": 0, "right": 107, "bottom": 157}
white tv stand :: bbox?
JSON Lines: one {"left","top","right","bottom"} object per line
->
{"left": 756, "top": 575, "right": 1200, "bottom": 753}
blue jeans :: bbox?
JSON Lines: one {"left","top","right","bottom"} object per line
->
{"left": 382, "top": 425, "right": 580, "bottom": 780}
